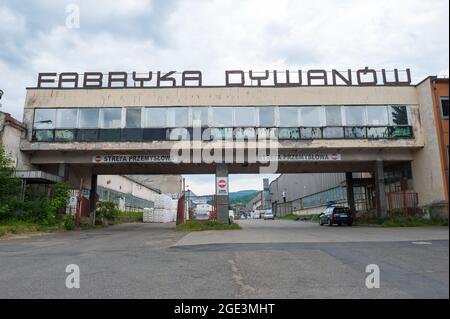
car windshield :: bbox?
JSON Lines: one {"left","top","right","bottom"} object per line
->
{"left": 334, "top": 208, "right": 350, "bottom": 214}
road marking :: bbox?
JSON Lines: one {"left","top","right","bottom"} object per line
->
{"left": 411, "top": 241, "right": 433, "bottom": 245}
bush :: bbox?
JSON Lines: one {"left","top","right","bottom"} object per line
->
{"left": 15, "top": 191, "right": 51, "bottom": 223}
{"left": 0, "top": 145, "right": 22, "bottom": 221}
{"left": 95, "top": 201, "right": 119, "bottom": 223}
{"left": 47, "top": 181, "right": 70, "bottom": 225}
{"left": 388, "top": 208, "right": 404, "bottom": 218}
{"left": 64, "top": 214, "right": 76, "bottom": 230}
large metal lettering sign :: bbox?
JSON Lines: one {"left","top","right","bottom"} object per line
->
{"left": 36, "top": 68, "right": 411, "bottom": 88}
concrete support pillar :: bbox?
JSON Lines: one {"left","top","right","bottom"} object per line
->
{"left": 58, "top": 163, "right": 69, "bottom": 180}
{"left": 374, "top": 161, "right": 388, "bottom": 218}
{"left": 215, "top": 163, "right": 230, "bottom": 224}
{"left": 89, "top": 174, "right": 98, "bottom": 215}
{"left": 345, "top": 172, "right": 356, "bottom": 214}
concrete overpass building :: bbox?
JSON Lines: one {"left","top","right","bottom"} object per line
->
{"left": 17, "top": 72, "right": 449, "bottom": 222}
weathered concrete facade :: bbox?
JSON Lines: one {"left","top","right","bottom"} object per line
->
{"left": 124, "top": 175, "right": 182, "bottom": 198}
{"left": 97, "top": 175, "right": 160, "bottom": 210}
{"left": 0, "top": 111, "right": 28, "bottom": 169}
{"left": 17, "top": 80, "right": 448, "bottom": 219}
{"left": 412, "top": 78, "right": 449, "bottom": 217}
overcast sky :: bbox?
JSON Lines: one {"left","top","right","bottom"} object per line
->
{"left": 0, "top": 0, "right": 448, "bottom": 194}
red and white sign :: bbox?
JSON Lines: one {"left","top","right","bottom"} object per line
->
{"left": 216, "top": 177, "right": 228, "bottom": 195}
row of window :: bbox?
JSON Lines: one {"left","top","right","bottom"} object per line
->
{"left": 33, "top": 105, "right": 411, "bottom": 130}
{"left": 97, "top": 186, "right": 154, "bottom": 209}
{"left": 32, "top": 126, "right": 414, "bottom": 142}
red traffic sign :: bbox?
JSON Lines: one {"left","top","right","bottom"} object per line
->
{"left": 218, "top": 179, "right": 227, "bottom": 188}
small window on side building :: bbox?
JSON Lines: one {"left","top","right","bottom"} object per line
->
{"left": 441, "top": 97, "right": 449, "bottom": 119}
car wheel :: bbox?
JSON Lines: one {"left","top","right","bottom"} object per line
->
{"left": 337, "top": 222, "right": 342, "bottom": 226}
{"left": 319, "top": 220, "right": 324, "bottom": 226}
{"left": 348, "top": 221, "right": 353, "bottom": 227}
{"left": 328, "top": 219, "right": 333, "bottom": 226}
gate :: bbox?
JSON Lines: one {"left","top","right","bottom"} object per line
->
{"left": 176, "top": 195, "right": 185, "bottom": 225}
{"left": 387, "top": 191, "right": 419, "bottom": 217}
{"left": 177, "top": 194, "right": 217, "bottom": 224}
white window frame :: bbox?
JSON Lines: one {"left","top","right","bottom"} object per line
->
{"left": 323, "top": 105, "right": 343, "bottom": 127}
{"left": 144, "top": 107, "right": 168, "bottom": 128}
{"left": 55, "top": 108, "right": 78, "bottom": 129}
{"left": 366, "top": 105, "right": 388, "bottom": 126}
{"left": 387, "top": 105, "right": 409, "bottom": 126}
{"left": 233, "top": 106, "right": 258, "bottom": 127}
{"left": 343, "top": 105, "right": 367, "bottom": 126}
{"left": 77, "top": 107, "right": 99, "bottom": 129}
{"left": 299, "top": 106, "right": 324, "bottom": 127}
{"left": 167, "top": 107, "right": 190, "bottom": 128}
{"left": 211, "top": 106, "right": 233, "bottom": 127}
{"left": 278, "top": 106, "right": 301, "bottom": 127}
{"left": 124, "top": 107, "right": 143, "bottom": 128}
{"left": 33, "top": 108, "right": 56, "bottom": 129}
{"left": 257, "top": 106, "right": 277, "bottom": 127}
{"left": 99, "top": 107, "right": 122, "bottom": 129}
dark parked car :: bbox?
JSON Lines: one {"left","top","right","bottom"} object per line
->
{"left": 319, "top": 206, "right": 353, "bottom": 226}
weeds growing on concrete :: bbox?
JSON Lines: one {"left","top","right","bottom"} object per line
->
{"left": 176, "top": 220, "right": 241, "bottom": 232}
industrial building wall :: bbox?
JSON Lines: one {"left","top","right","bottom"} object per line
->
{"left": 97, "top": 175, "right": 160, "bottom": 207}
{"left": 269, "top": 173, "right": 346, "bottom": 204}
{"left": 412, "top": 78, "right": 447, "bottom": 213}
{"left": 245, "top": 191, "right": 263, "bottom": 212}
{"left": 0, "top": 112, "right": 27, "bottom": 169}
{"left": 125, "top": 175, "right": 182, "bottom": 198}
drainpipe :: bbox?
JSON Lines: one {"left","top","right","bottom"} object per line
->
{"left": 431, "top": 79, "right": 449, "bottom": 217}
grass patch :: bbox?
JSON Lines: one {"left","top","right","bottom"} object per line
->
{"left": 280, "top": 214, "right": 320, "bottom": 222}
{"left": 116, "top": 211, "right": 143, "bottom": 218}
{"left": 279, "top": 214, "right": 300, "bottom": 220}
{"left": 0, "top": 219, "right": 109, "bottom": 238}
{"left": 176, "top": 220, "right": 241, "bottom": 232}
{"left": 79, "top": 223, "right": 107, "bottom": 230}
{"left": 355, "top": 216, "right": 448, "bottom": 227}
{"left": 0, "top": 220, "right": 64, "bottom": 238}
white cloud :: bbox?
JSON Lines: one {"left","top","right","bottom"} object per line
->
{"left": 0, "top": 0, "right": 448, "bottom": 192}
{"left": 0, "top": 0, "right": 448, "bottom": 114}
{"left": 0, "top": 6, "right": 26, "bottom": 36}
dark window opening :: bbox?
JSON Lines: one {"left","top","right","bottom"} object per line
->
{"left": 441, "top": 97, "right": 449, "bottom": 119}
{"left": 77, "top": 129, "right": 99, "bottom": 141}
{"left": 121, "top": 128, "right": 143, "bottom": 141}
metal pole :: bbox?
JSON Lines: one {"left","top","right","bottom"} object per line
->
{"left": 75, "top": 178, "right": 83, "bottom": 227}
{"left": 21, "top": 179, "right": 27, "bottom": 201}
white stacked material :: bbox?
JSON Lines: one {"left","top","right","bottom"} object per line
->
{"left": 170, "top": 199, "right": 178, "bottom": 222}
{"left": 151, "top": 194, "right": 176, "bottom": 223}
{"left": 143, "top": 207, "right": 154, "bottom": 223}
{"left": 153, "top": 208, "right": 172, "bottom": 223}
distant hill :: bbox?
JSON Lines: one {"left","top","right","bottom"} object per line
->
{"left": 229, "top": 190, "right": 259, "bottom": 206}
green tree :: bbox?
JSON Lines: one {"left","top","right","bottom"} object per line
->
{"left": 391, "top": 106, "right": 408, "bottom": 125}
{"left": 0, "top": 145, "right": 21, "bottom": 220}
{"left": 95, "top": 201, "right": 119, "bottom": 224}
{"left": 47, "top": 181, "right": 70, "bottom": 225}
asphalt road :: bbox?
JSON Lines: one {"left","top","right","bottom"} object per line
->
{"left": 0, "top": 220, "right": 448, "bottom": 298}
